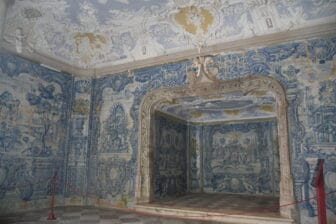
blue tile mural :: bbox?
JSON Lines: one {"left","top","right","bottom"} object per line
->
{"left": 1, "top": 34, "right": 336, "bottom": 223}
{"left": 86, "top": 35, "right": 336, "bottom": 223}
{"left": 0, "top": 53, "right": 73, "bottom": 213}
{"left": 87, "top": 62, "right": 188, "bottom": 206}
{"left": 202, "top": 120, "right": 280, "bottom": 196}
{"left": 153, "top": 113, "right": 187, "bottom": 198}
{"left": 99, "top": 103, "right": 129, "bottom": 153}
{"left": 86, "top": 73, "right": 136, "bottom": 205}
{"left": 64, "top": 78, "right": 92, "bottom": 202}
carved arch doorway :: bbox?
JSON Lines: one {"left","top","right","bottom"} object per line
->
{"left": 136, "top": 75, "right": 296, "bottom": 220}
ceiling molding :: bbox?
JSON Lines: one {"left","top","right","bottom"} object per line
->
{"left": 155, "top": 109, "right": 189, "bottom": 125}
{"left": 155, "top": 108, "right": 277, "bottom": 126}
{"left": 2, "top": 22, "right": 336, "bottom": 77}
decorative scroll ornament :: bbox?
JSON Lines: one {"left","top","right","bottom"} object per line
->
{"left": 188, "top": 56, "right": 219, "bottom": 85}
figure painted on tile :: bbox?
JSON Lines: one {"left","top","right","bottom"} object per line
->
{"left": 204, "top": 121, "right": 279, "bottom": 195}
{"left": 99, "top": 104, "right": 128, "bottom": 152}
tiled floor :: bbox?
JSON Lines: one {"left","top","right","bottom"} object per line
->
{"left": 0, "top": 193, "right": 281, "bottom": 224}
{"left": 0, "top": 206, "right": 221, "bottom": 224}
{"left": 145, "top": 193, "right": 280, "bottom": 217}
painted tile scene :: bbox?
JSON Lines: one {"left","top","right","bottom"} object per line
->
{"left": 0, "top": 0, "right": 336, "bottom": 223}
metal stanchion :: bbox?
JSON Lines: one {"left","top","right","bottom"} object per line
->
{"left": 47, "top": 171, "right": 57, "bottom": 221}
{"left": 311, "top": 159, "right": 327, "bottom": 224}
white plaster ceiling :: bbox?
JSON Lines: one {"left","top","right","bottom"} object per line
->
{"left": 2, "top": 0, "right": 336, "bottom": 73}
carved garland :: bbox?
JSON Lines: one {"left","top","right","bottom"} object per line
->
{"left": 136, "top": 75, "right": 297, "bottom": 219}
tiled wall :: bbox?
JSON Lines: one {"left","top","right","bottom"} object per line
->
{"left": 188, "top": 120, "right": 280, "bottom": 196}
{"left": 1, "top": 34, "right": 336, "bottom": 223}
{"left": 64, "top": 78, "right": 92, "bottom": 205}
{"left": 88, "top": 35, "right": 336, "bottom": 223}
{"left": 202, "top": 120, "right": 280, "bottom": 196}
{"left": 150, "top": 116, "right": 279, "bottom": 198}
{"left": 0, "top": 53, "right": 73, "bottom": 213}
{"left": 86, "top": 63, "right": 188, "bottom": 207}
{"left": 153, "top": 113, "right": 187, "bottom": 199}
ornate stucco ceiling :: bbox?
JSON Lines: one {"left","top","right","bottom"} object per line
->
{"left": 1, "top": 0, "right": 336, "bottom": 75}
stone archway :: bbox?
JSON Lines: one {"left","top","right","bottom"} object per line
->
{"left": 136, "top": 74, "right": 297, "bottom": 220}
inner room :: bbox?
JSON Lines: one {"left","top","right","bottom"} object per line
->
{"left": 135, "top": 81, "right": 295, "bottom": 223}
{"left": 154, "top": 109, "right": 280, "bottom": 204}
{"left": 154, "top": 97, "right": 280, "bottom": 202}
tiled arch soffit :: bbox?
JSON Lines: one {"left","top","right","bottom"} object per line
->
{"left": 137, "top": 74, "right": 297, "bottom": 219}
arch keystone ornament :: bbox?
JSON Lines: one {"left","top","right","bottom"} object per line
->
{"left": 187, "top": 56, "right": 219, "bottom": 84}
{"left": 136, "top": 59, "right": 298, "bottom": 222}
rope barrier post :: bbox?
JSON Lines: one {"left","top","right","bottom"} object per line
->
{"left": 311, "top": 159, "right": 327, "bottom": 224}
{"left": 47, "top": 171, "right": 57, "bottom": 221}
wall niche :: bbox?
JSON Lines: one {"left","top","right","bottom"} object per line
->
{"left": 136, "top": 73, "right": 298, "bottom": 223}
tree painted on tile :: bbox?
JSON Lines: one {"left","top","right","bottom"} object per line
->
{"left": 25, "top": 83, "right": 65, "bottom": 156}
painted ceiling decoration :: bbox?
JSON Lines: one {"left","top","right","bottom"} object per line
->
{"left": 158, "top": 92, "right": 277, "bottom": 123}
{"left": 2, "top": 0, "right": 336, "bottom": 73}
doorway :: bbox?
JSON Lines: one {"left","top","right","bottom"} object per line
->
{"left": 136, "top": 75, "right": 297, "bottom": 223}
